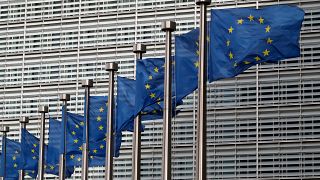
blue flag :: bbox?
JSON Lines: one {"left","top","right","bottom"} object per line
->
{"left": 48, "top": 118, "right": 74, "bottom": 177}
{"left": 0, "top": 138, "right": 37, "bottom": 179}
{"left": 209, "top": 5, "right": 304, "bottom": 81}
{"left": 20, "top": 128, "right": 62, "bottom": 176}
{"left": 117, "top": 76, "right": 180, "bottom": 132}
{"left": 175, "top": 28, "right": 201, "bottom": 101}
{"left": 135, "top": 58, "right": 166, "bottom": 115}
{"left": 64, "top": 111, "right": 121, "bottom": 167}
{"left": 84, "top": 96, "right": 122, "bottom": 156}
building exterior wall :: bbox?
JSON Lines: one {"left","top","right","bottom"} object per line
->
{"left": 0, "top": 0, "right": 320, "bottom": 179}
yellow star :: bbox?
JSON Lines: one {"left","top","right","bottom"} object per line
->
{"left": 79, "top": 146, "right": 83, "bottom": 151}
{"left": 70, "top": 155, "right": 75, "bottom": 159}
{"left": 31, "top": 149, "right": 35, "bottom": 153}
{"left": 267, "top": 37, "right": 273, "bottom": 44}
{"left": 196, "top": 50, "right": 200, "bottom": 56}
{"left": 44, "top": 165, "right": 47, "bottom": 169}
{"left": 14, "top": 163, "right": 18, "bottom": 168}
{"left": 33, "top": 144, "right": 37, "bottom": 147}
{"left": 72, "top": 131, "right": 76, "bottom": 135}
{"left": 243, "top": 61, "right": 251, "bottom": 65}
{"left": 77, "top": 157, "right": 81, "bottom": 162}
{"left": 150, "top": 93, "right": 156, "bottom": 99}
{"left": 152, "top": 110, "right": 157, "bottom": 114}
{"left": 32, "top": 156, "right": 36, "bottom": 160}
{"left": 265, "top": 25, "right": 271, "bottom": 33}
{"left": 233, "top": 62, "right": 238, "bottom": 67}
{"left": 99, "top": 107, "right": 104, "bottom": 112}
{"left": 90, "top": 156, "right": 94, "bottom": 159}
{"left": 100, "top": 144, "right": 104, "bottom": 149}
{"left": 154, "top": 67, "right": 159, "bottom": 73}
{"left": 99, "top": 125, "right": 104, "bottom": 130}
{"left": 145, "top": 84, "right": 151, "bottom": 89}
{"left": 12, "top": 156, "right": 16, "bottom": 160}
{"left": 157, "top": 98, "right": 161, "bottom": 105}
{"left": 50, "top": 166, "right": 54, "bottom": 170}
{"left": 237, "top": 19, "right": 244, "bottom": 24}
{"left": 93, "top": 149, "right": 98, "bottom": 154}
{"left": 194, "top": 61, "right": 199, "bottom": 68}
{"left": 228, "top": 26, "right": 234, "bottom": 34}
{"left": 97, "top": 116, "right": 102, "bottom": 122}
{"left": 263, "top": 49, "right": 270, "bottom": 56}
{"left": 226, "top": 40, "right": 231, "bottom": 47}
{"left": 259, "top": 17, "right": 264, "bottom": 24}
{"left": 148, "top": 75, "right": 153, "bottom": 80}
{"left": 75, "top": 125, "right": 79, "bottom": 129}
{"left": 74, "top": 139, "right": 78, "bottom": 144}
{"left": 255, "top": 56, "right": 261, "bottom": 61}
{"left": 248, "top": 14, "right": 254, "bottom": 21}
{"left": 195, "top": 41, "right": 199, "bottom": 47}
{"left": 80, "top": 121, "right": 84, "bottom": 126}
{"left": 229, "top": 52, "right": 234, "bottom": 60}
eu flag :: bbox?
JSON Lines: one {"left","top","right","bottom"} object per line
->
{"left": 175, "top": 28, "right": 200, "bottom": 101}
{"left": 0, "top": 138, "right": 21, "bottom": 179}
{"left": 209, "top": 5, "right": 304, "bottom": 81}
{"left": 135, "top": 58, "right": 165, "bottom": 115}
{"left": 48, "top": 118, "right": 74, "bottom": 177}
{"left": 20, "top": 128, "right": 61, "bottom": 176}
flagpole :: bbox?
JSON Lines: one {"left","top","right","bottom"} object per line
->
{"left": 132, "top": 43, "right": 146, "bottom": 180}
{"left": 59, "top": 94, "right": 70, "bottom": 180}
{"left": 161, "top": 20, "right": 176, "bottom": 180}
{"left": 38, "top": 106, "right": 49, "bottom": 180}
{"left": 105, "top": 62, "right": 118, "bottom": 180}
{"left": 19, "top": 117, "right": 29, "bottom": 180}
{"left": 81, "top": 80, "right": 93, "bottom": 180}
{"left": 195, "top": 1, "right": 211, "bottom": 180}
{"left": 0, "top": 126, "right": 9, "bottom": 179}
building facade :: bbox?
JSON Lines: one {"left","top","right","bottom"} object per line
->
{"left": 0, "top": 0, "right": 320, "bottom": 179}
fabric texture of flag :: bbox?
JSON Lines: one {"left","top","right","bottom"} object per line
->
{"left": 135, "top": 58, "right": 166, "bottom": 115}
{"left": 48, "top": 118, "right": 74, "bottom": 177}
{"left": 20, "top": 128, "right": 61, "bottom": 176}
{"left": 117, "top": 76, "right": 181, "bottom": 133}
{"left": 209, "top": 5, "right": 304, "bottom": 81}
{"left": 175, "top": 28, "right": 201, "bottom": 101}
{"left": 0, "top": 138, "right": 21, "bottom": 179}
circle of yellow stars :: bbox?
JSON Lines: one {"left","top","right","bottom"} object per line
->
{"left": 226, "top": 14, "right": 273, "bottom": 67}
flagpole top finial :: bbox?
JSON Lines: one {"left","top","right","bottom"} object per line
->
{"left": 161, "top": 21, "right": 176, "bottom": 32}
{"left": 38, "top": 106, "right": 49, "bottom": 113}
{"left": 59, "top": 94, "right": 70, "bottom": 101}
{"left": 0, "top": 126, "right": 10, "bottom": 133}
{"left": 81, "top": 79, "right": 93, "bottom": 87}
{"left": 133, "top": 44, "right": 147, "bottom": 54}
{"left": 19, "top": 117, "right": 29, "bottom": 124}
{"left": 106, "top": 62, "right": 118, "bottom": 71}
{"left": 196, "top": 0, "right": 211, "bottom": 5}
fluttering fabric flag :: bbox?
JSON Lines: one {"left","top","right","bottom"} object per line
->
{"left": 209, "top": 5, "right": 304, "bottom": 81}
{"left": 83, "top": 96, "right": 122, "bottom": 156}
{"left": 0, "top": 139, "right": 37, "bottom": 179}
{"left": 20, "top": 128, "right": 61, "bottom": 176}
{"left": 48, "top": 118, "right": 74, "bottom": 177}
{"left": 64, "top": 111, "right": 121, "bottom": 167}
{"left": 135, "top": 58, "right": 166, "bottom": 115}
{"left": 175, "top": 28, "right": 201, "bottom": 101}
{"left": 117, "top": 76, "right": 180, "bottom": 132}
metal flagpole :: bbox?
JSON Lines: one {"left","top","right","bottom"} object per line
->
{"left": 19, "top": 117, "right": 29, "bottom": 180}
{"left": 59, "top": 94, "right": 70, "bottom": 180}
{"left": 195, "top": 1, "right": 211, "bottom": 180}
{"left": 132, "top": 44, "right": 146, "bottom": 180}
{"left": 161, "top": 20, "right": 176, "bottom": 180}
{"left": 105, "top": 62, "right": 118, "bottom": 180}
{"left": 81, "top": 80, "right": 93, "bottom": 180}
{"left": 38, "top": 106, "right": 49, "bottom": 180}
{"left": 0, "top": 126, "right": 9, "bottom": 179}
